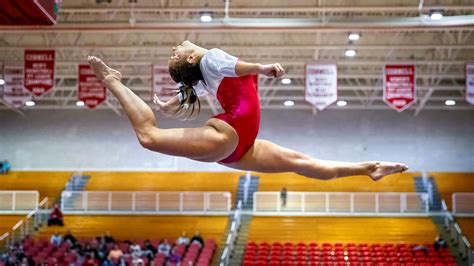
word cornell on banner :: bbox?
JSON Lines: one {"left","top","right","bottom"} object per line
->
{"left": 152, "top": 65, "right": 179, "bottom": 101}
{"left": 466, "top": 64, "right": 474, "bottom": 105}
{"left": 3, "top": 65, "right": 31, "bottom": 108}
{"left": 305, "top": 64, "right": 338, "bottom": 111}
{"left": 78, "top": 64, "right": 106, "bottom": 109}
{"left": 383, "top": 64, "right": 416, "bottom": 112}
{"left": 24, "top": 50, "right": 55, "bottom": 97}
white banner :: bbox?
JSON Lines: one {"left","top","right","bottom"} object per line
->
{"left": 466, "top": 64, "right": 474, "bottom": 105}
{"left": 305, "top": 64, "right": 338, "bottom": 111}
{"left": 3, "top": 65, "right": 31, "bottom": 108}
{"left": 152, "top": 65, "right": 179, "bottom": 101}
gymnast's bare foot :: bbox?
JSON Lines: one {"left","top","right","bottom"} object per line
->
{"left": 87, "top": 56, "right": 122, "bottom": 83}
{"left": 368, "top": 161, "right": 408, "bottom": 181}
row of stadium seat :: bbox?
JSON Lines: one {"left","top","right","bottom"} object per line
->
{"left": 243, "top": 242, "right": 456, "bottom": 266}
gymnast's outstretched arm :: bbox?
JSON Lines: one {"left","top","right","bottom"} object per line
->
{"left": 235, "top": 61, "right": 285, "bottom": 78}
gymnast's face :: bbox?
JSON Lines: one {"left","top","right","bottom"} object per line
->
{"left": 168, "top": 40, "right": 197, "bottom": 68}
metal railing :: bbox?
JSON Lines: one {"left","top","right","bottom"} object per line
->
{"left": 452, "top": 193, "right": 474, "bottom": 215}
{"left": 220, "top": 200, "right": 243, "bottom": 266}
{"left": 0, "top": 198, "right": 49, "bottom": 250}
{"left": 0, "top": 191, "right": 39, "bottom": 213}
{"left": 254, "top": 192, "right": 429, "bottom": 214}
{"left": 441, "top": 200, "right": 473, "bottom": 265}
{"left": 64, "top": 172, "right": 84, "bottom": 191}
{"left": 60, "top": 191, "right": 232, "bottom": 214}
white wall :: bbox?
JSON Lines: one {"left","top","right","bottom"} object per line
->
{"left": 0, "top": 109, "right": 473, "bottom": 172}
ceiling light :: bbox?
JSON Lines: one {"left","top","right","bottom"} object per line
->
{"left": 284, "top": 100, "right": 294, "bottom": 107}
{"left": 0, "top": 79, "right": 5, "bottom": 85}
{"left": 345, "top": 49, "right": 356, "bottom": 57}
{"left": 281, "top": 78, "right": 292, "bottom": 85}
{"left": 429, "top": 11, "right": 444, "bottom": 20}
{"left": 337, "top": 100, "right": 347, "bottom": 107}
{"left": 200, "top": 12, "right": 213, "bottom": 22}
{"left": 76, "top": 101, "right": 85, "bottom": 107}
{"left": 348, "top": 33, "right": 360, "bottom": 41}
{"left": 25, "top": 100, "right": 35, "bottom": 107}
{"left": 444, "top": 100, "right": 456, "bottom": 106}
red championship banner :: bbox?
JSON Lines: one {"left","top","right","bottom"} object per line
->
{"left": 3, "top": 65, "right": 32, "bottom": 108}
{"left": 466, "top": 64, "right": 474, "bottom": 105}
{"left": 383, "top": 64, "right": 416, "bottom": 112}
{"left": 305, "top": 64, "right": 338, "bottom": 111}
{"left": 24, "top": 50, "right": 55, "bottom": 96}
{"left": 78, "top": 64, "right": 106, "bottom": 109}
{"left": 152, "top": 65, "right": 179, "bottom": 100}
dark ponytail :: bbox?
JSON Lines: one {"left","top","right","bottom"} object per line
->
{"left": 168, "top": 61, "right": 203, "bottom": 120}
{"left": 173, "top": 84, "right": 201, "bottom": 120}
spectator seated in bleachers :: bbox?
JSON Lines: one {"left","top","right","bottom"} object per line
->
{"left": 83, "top": 243, "right": 97, "bottom": 258}
{"left": 280, "top": 187, "right": 288, "bottom": 208}
{"left": 50, "top": 230, "right": 62, "bottom": 247}
{"left": 176, "top": 231, "right": 190, "bottom": 246}
{"left": 157, "top": 239, "right": 171, "bottom": 257}
{"left": 18, "top": 257, "right": 30, "bottom": 266}
{"left": 142, "top": 239, "right": 156, "bottom": 260}
{"left": 83, "top": 252, "right": 100, "bottom": 266}
{"left": 47, "top": 203, "right": 64, "bottom": 226}
{"left": 107, "top": 244, "right": 124, "bottom": 262}
{"left": 97, "top": 242, "right": 108, "bottom": 262}
{"left": 168, "top": 246, "right": 181, "bottom": 264}
{"left": 434, "top": 235, "right": 448, "bottom": 251}
{"left": 104, "top": 231, "right": 115, "bottom": 244}
{"left": 190, "top": 231, "right": 204, "bottom": 248}
{"left": 0, "top": 160, "right": 10, "bottom": 175}
{"left": 412, "top": 244, "right": 429, "bottom": 255}
{"left": 130, "top": 242, "right": 144, "bottom": 265}
{"left": 96, "top": 231, "right": 115, "bottom": 245}
{"left": 63, "top": 229, "right": 78, "bottom": 247}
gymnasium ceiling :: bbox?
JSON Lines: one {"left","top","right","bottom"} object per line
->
{"left": 0, "top": 0, "right": 473, "bottom": 115}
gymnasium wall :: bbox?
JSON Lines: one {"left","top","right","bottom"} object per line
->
{"left": 0, "top": 109, "right": 472, "bottom": 171}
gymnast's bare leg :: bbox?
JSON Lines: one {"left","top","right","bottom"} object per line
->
{"left": 87, "top": 56, "right": 239, "bottom": 162}
{"left": 223, "top": 140, "right": 407, "bottom": 181}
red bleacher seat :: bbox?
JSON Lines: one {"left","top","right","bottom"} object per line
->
{"left": 269, "top": 261, "right": 280, "bottom": 266}
{"left": 321, "top": 262, "right": 334, "bottom": 266}
{"left": 242, "top": 260, "right": 253, "bottom": 266}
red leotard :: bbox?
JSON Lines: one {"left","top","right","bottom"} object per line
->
{"left": 213, "top": 75, "right": 260, "bottom": 164}
{"left": 195, "top": 48, "right": 260, "bottom": 163}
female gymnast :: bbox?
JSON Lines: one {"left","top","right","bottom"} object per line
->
{"left": 87, "top": 40, "right": 408, "bottom": 181}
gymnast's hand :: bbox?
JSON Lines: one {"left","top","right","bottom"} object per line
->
{"left": 153, "top": 93, "right": 178, "bottom": 114}
{"left": 259, "top": 63, "right": 285, "bottom": 78}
